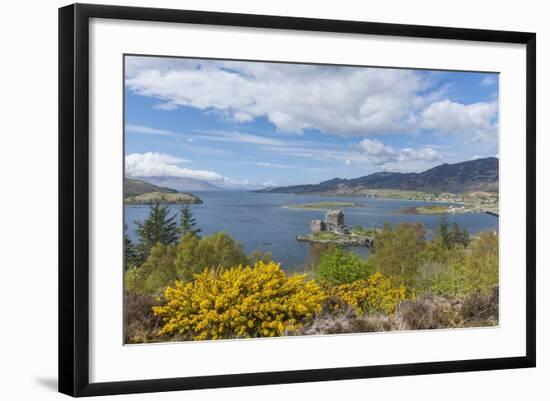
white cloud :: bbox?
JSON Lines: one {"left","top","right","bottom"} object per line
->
{"left": 261, "top": 179, "right": 277, "bottom": 187}
{"left": 125, "top": 152, "right": 224, "bottom": 182}
{"left": 352, "top": 138, "right": 441, "bottom": 165}
{"left": 263, "top": 137, "right": 441, "bottom": 171}
{"left": 126, "top": 152, "right": 190, "bottom": 165}
{"left": 354, "top": 138, "right": 396, "bottom": 160}
{"left": 233, "top": 111, "right": 254, "bottom": 123}
{"left": 480, "top": 76, "right": 497, "bottom": 87}
{"left": 125, "top": 123, "right": 286, "bottom": 146}
{"left": 399, "top": 147, "right": 441, "bottom": 162}
{"left": 421, "top": 100, "right": 498, "bottom": 142}
{"left": 125, "top": 58, "right": 435, "bottom": 136}
{"left": 125, "top": 124, "right": 176, "bottom": 136}
{"left": 126, "top": 58, "right": 499, "bottom": 147}
{"left": 196, "top": 130, "right": 285, "bottom": 146}
{"left": 253, "top": 162, "right": 294, "bottom": 169}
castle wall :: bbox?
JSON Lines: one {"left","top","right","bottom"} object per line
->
{"left": 310, "top": 219, "right": 326, "bottom": 234}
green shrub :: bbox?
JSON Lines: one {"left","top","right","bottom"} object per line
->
{"left": 371, "top": 222, "right": 426, "bottom": 287}
{"left": 247, "top": 250, "right": 273, "bottom": 265}
{"left": 125, "top": 232, "right": 249, "bottom": 295}
{"left": 125, "top": 242, "right": 178, "bottom": 295}
{"left": 315, "top": 245, "right": 374, "bottom": 286}
{"left": 422, "top": 231, "right": 498, "bottom": 297}
{"left": 461, "top": 231, "right": 498, "bottom": 294}
{"left": 174, "top": 232, "right": 249, "bottom": 282}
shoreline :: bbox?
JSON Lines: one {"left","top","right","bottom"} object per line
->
{"left": 401, "top": 204, "right": 499, "bottom": 216}
{"left": 296, "top": 233, "right": 374, "bottom": 247}
{"left": 259, "top": 191, "right": 499, "bottom": 217}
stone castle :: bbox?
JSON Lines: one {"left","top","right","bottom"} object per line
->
{"left": 310, "top": 209, "right": 350, "bottom": 235}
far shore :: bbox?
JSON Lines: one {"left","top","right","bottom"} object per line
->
{"left": 282, "top": 201, "right": 359, "bottom": 211}
{"left": 270, "top": 189, "right": 499, "bottom": 216}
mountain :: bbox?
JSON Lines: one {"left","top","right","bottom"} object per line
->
{"left": 124, "top": 178, "right": 177, "bottom": 198}
{"left": 134, "top": 176, "right": 222, "bottom": 192}
{"left": 256, "top": 157, "right": 499, "bottom": 195}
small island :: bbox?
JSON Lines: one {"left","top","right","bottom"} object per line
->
{"left": 296, "top": 209, "right": 376, "bottom": 247}
{"left": 125, "top": 191, "right": 203, "bottom": 205}
{"left": 283, "top": 201, "right": 358, "bottom": 210}
{"left": 402, "top": 205, "right": 460, "bottom": 215}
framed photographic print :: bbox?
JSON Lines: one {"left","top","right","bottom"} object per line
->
{"left": 58, "top": 3, "right": 536, "bottom": 397}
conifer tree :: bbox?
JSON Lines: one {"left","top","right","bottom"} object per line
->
{"left": 436, "top": 216, "right": 470, "bottom": 249}
{"left": 437, "top": 215, "right": 451, "bottom": 248}
{"left": 449, "top": 222, "right": 470, "bottom": 248}
{"left": 135, "top": 202, "right": 178, "bottom": 262}
{"left": 124, "top": 223, "right": 138, "bottom": 270}
{"left": 178, "top": 205, "right": 201, "bottom": 237}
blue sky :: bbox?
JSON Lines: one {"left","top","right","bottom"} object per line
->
{"left": 124, "top": 56, "right": 499, "bottom": 189}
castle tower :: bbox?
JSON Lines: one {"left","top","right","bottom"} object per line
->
{"left": 325, "top": 209, "right": 344, "bottom": 229}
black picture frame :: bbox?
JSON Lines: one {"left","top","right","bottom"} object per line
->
{"left": 59, "top": 3, "right": 536, "bottom": 397}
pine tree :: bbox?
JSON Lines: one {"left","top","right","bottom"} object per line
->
{"left": 449, "top": 222, "right": 470, "bottom": 248}
{"left": 437, "top": 215, "right": 451, "bottom": 248}
{"left": 124, "top": 223, "right": 138, "bottom": 270}
{"left": 135, "top": 202, "right": 178, "bottom": 262}
{"left": 436, "top": 217, "right": 470, "bottom": 249}
{"left": 178, "top": 205, "right": 201, "bottom": 237}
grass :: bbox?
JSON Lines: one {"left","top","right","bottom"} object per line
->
{"left": 313, "top": 232, "right": 341, "bottom": 240}
{"left": 284, "top": 201, "right": 357, "bottom": 210}
{"left": 413, "top": 205, "right": 450, "bottom": 214}
{"left": 125, "top": 191, "right": 202, "bottom": 205}
{"left": 311, "top": 226, "right": 377, "bottom": 240}
{"left": 351, "top": 226, "right": 377, "bottom": 236}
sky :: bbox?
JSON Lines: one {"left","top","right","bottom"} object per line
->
{"left": 124, "top": 55, "right": 499, "bottom": 189}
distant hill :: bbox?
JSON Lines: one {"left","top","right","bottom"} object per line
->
{"left": 135, "top": 176, "right": 222, "bottom": 192}
{"left": 257, "top": 157, "right": 499, "bottom": 195}
{"left": 124, "top": 178, "right": 177, "bottom": 198}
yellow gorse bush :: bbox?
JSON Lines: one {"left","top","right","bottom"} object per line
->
{"left": 330, "top": 272, "right": 409, "bottom": 315}
{"left": 152, "top": 261, "right": 326, "bottom": 340}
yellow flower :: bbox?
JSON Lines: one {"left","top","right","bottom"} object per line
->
{"left": 329, "top": 272, "right": 410, "bottom": 315}
{"left": 153, "top": 261, "right": 326, "bottom": 340}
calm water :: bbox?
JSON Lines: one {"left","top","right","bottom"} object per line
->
{"left": 125, "top": 191, "right": 499, "bottom": 271}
